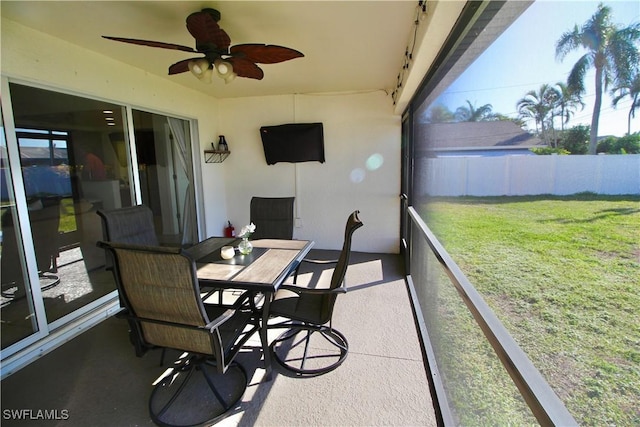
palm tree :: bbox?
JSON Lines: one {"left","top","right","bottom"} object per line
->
{"left": 554, "top": 82, "right": 585, "bottom": 131}
{"left": 516, "top": 84, "right": 559, "bottom": 145}
{"left": 454, "top": 100, "right": 493, "bottom": 122}
{"left": 545, "top": 85, "right": 562, "bottom": 145}
{"left": 556, "top": 3, "right": 640, "bottom": 154}
{"left": 611, "top": 72, "right": 640, "bottom": 135}
{"left": 424, "top": 104, "right": 454, "bottom": 123}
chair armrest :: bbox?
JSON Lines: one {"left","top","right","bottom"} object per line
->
{"left": 293, "top": 258, "right": 338, "bottom": 284}
{"left": 117, "top": 308, "right": 236, "bottom": 333}
{"left": 204, "top": 308, "right": 236, "bottom": 332}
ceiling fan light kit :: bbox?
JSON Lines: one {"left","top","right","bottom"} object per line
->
{"left": 188, "top": 58, "right": 213, "bottom": 82}
{"left": 213, "top": 58, "right": 236, "bottom": 84}
{"left": 103, "top": 8, "right": 303, "bottom": 84}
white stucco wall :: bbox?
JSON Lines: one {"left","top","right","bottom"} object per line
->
{"left": 218, "top": 91, "right": 401, "bottom": 253}
{"left": 2, "top": 18, "right": 401, "bottom": 254}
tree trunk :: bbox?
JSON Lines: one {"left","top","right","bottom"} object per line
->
{"left": 590, "top": 67, "right": 603, "bottom": 154}
{"left": 551, "top": 113, "right": 557, "bottom": 147}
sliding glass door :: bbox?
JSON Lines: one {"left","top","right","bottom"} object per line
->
{"left": 131, "top": 110, "right": 197, "bottom": 246}
{"left": 1, "top": 82, "right": 198, "bottom": 357}
{"left": 1, "top": 84, "right": 131, "bottom": 353}
{"left": 1, "top": 122, "right": 42, "bottom": 349}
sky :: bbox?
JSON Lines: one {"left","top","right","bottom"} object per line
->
{"left": 434, "top": 0, "right": 640, "bottom": 137}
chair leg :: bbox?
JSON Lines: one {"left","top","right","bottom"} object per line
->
{"left": 38, "top": 271, "right": 60, "bottom": 291}
{"left": 153, "top": 362, "right": 196, "bottom": 421}
{"left": 200, "top": 360, "right": 243, "bottom": 412}
{"left": 269, "top": 323, "right": 349, "bottom": 377}
{"left": 0, "top": 271, "right": 60, "bottom": 300}
{"left": 159, "top": 348, "right": 166, "bottom": 366}
{"left": 293, "top": 263, "right": 301, "bottom": 284}
{"left": 300, "top": 329, "right": 312, "bottom": 371}
{"left": 149, "top": 356, "right": 248, "bottom": 427}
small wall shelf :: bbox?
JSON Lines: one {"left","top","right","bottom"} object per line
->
{"left": 204, "top": 150, "right": 230, "bottom": 163}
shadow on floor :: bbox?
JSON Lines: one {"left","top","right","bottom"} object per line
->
{"left": 1, "top": 251, "right": 436, "bottom": 427}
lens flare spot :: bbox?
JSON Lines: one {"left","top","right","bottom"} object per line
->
{"left": 366, "top": 153, "right": 384, "bottom": 171}
{"left": 350, "top": 168, "right": 366, "bottom": 183}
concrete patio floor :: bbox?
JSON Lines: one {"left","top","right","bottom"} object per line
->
{"left": 1, "top": 251, "right": 437, "bottom": 426}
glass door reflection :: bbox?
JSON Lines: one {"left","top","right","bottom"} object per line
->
{"left": 1, "top": 127, "right": 41, "bottom": 349}
{"left": 4, "top": 83, "right": 129, "bottom": 331}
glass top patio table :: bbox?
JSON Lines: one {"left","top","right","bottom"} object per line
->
{"left": 185, "top": 236, "right": 315, "bottom": 380}
{"left": 186, "top": 237, "right": 314, "bottom": 291}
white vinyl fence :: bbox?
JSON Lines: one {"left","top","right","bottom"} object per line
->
{"left": 420, "top": 154, "right": 640, "bottom": 196}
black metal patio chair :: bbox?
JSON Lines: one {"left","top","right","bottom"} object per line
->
{"left": 98, "top": 241, "right": 260, "bottom": 427}
{"left": 249, "top": 196, "right": 295, "bottom": 240}
{"left": 268, "top": 210, "right": 363, "bottom": 377}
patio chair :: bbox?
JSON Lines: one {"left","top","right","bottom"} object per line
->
{"left": 97, "top": 241, "right": 260, "bottom": 427}
{"left": 32, "top": 196, "right": 62, "bottom": 283}
{"left": 268, "top": 210, "right": 363, "bottom": 377}
{"left": 97, "top": 205, "right": 251, "bottom": 359}
{"left": 1, "top": 196, "right": 61, "bottom": 299}
{"left": 97, "top": 205, "right": 162, "bottom": 357}
{"left": 249, "top": 196, "right": 295, "bottom": 239}
{"left": 97, "top": 205, "right": 159, "bottom": 250}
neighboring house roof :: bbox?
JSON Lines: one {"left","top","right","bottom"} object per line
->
{"left": 17, "top": 147, "right": 69, "bottom": 160}
{"left": 416, "top": 121, "right": 546, "bottom": 154}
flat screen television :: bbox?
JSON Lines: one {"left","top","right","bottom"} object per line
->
{"left": 259, "top": 123, "right": 325, "bottom": 165}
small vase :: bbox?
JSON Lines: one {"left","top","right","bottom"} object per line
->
{"left": 238, "top": 237, "right": 253, "bottom": 255}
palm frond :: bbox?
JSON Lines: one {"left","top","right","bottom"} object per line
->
{"left": 567, "top": 55, "right": 590, "bottom": 94}
{"left": 555, "top": 26, "right": 582, "bottom": 60}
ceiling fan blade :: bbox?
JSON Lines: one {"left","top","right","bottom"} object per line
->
{"left": 102, "top": 36, "right": 196, "bottom": 53}
{"left": 230, "top": 44, "right": 304, "bottom": 64}
{"left": 168, "top": 58, "right": 201, "bottom": 75}
{"left": 186, "top": 9, "right": 230, "bottom": 51}
{"left": 227, "top": 58, "right": 264, "bottom": 80}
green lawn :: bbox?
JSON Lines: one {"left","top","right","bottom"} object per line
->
{"left": 421, "top": 194, "right": 640, "bottom": 426}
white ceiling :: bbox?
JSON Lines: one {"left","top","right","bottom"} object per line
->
{"left": 1, "top": 1, "right": 441, "bottom": 101}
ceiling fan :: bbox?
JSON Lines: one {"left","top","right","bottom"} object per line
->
{"left": 103, "top": 8, "right": 304, "bottom": 83}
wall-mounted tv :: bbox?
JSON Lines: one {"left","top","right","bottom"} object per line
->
{"left": 259, "top": 123, "right": 325, "bottom": 165}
